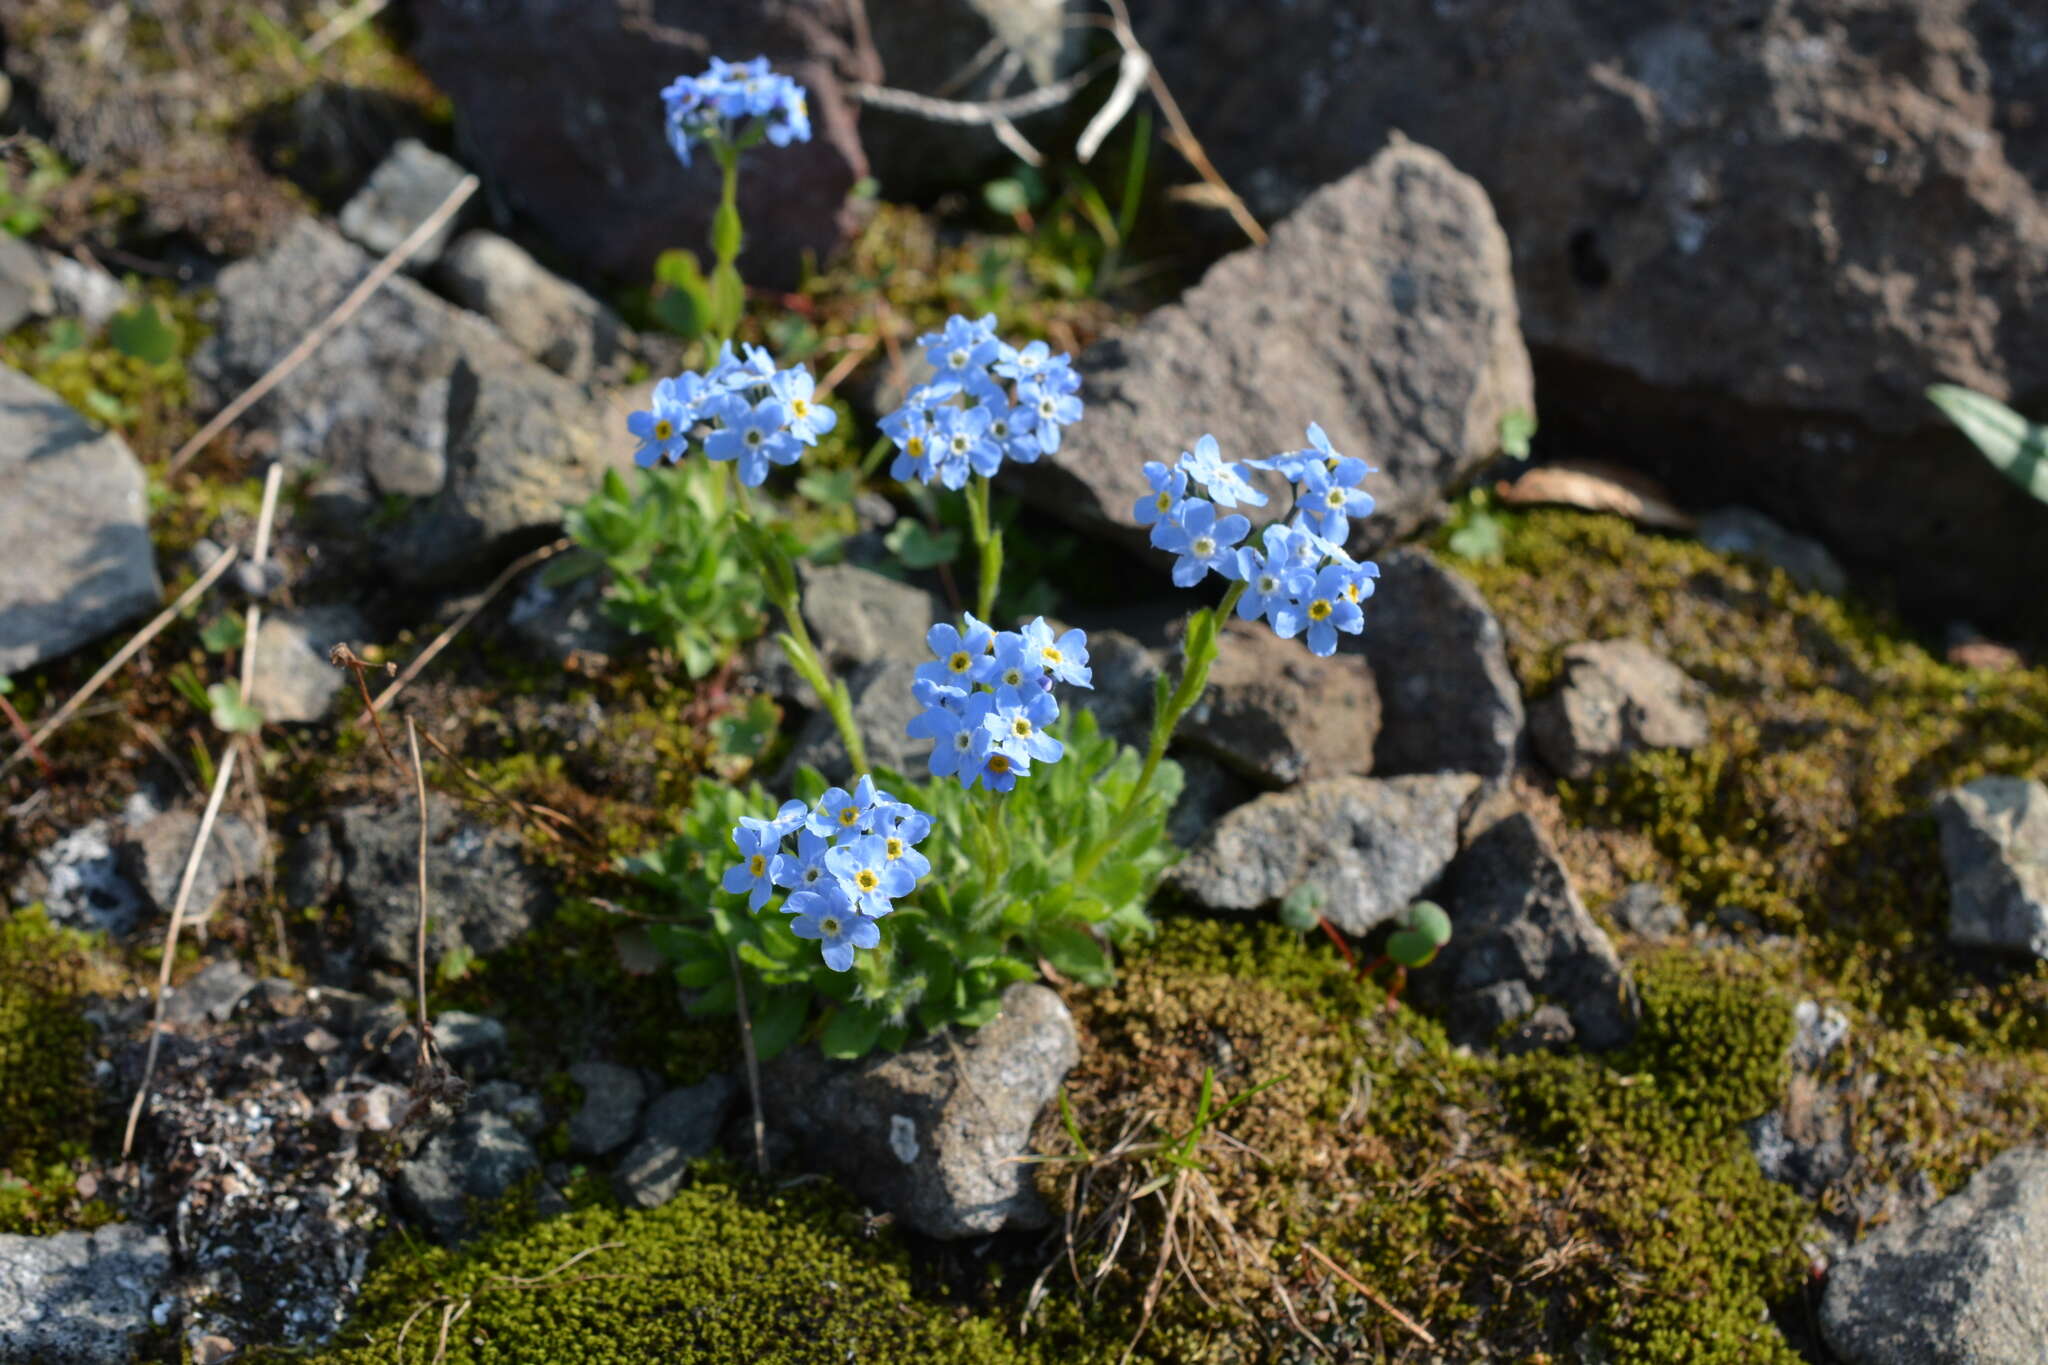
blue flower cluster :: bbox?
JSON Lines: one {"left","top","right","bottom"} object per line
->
{"left": 878, "top": 315, "right": 1084, "bottom": 490}
{"left": 905, "top": 615, "right": 1093, "bottom": 790}
{"left": 723, "top": 776, "right": 931, "bottom": 971}
{"left": 662, "top": 56, "right": 812, "bottom": 168}
{"left": 628, "top": 342, "right": 836, "bottom": 486}
{"left": 1138, "top": 424, "right": 1381, "bottom": 656}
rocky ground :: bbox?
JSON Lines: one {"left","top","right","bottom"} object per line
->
{"left": 2, "top": 3, "right": 2047, "bottom": 1363}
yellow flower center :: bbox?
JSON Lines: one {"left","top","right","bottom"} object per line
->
{"left": 791, "top": 398, "right": 810, "bottom": 417}
{"left": 949, "top": 651, "right": 973, "bottom": 674}
{"left": 1011, "top": 717, "right": 1031, "bottom": 737}
{"left": 1308, "top": 599, "right": 1333, "bottom": 621}
{"left": 748, "top": 854, "right": 765, "bottom": 876}
{"left": 988, "top": 754, "right": 1012, "bottom": 775}
{"left": 907, "top": 436, "right": 925, "bottom": 457}
{"left": 838, "top": 807, "right": 859, "bottom": 827}
{"left": 1043, "top": 646, "right": 1063, "bottom": 663}
{"left": 1343, "top": 582, "right": 1360, "bottom": 603}
{"left": 855, "top": 869, "right": 879, "bottom": 892}
{"left": 885, "top": 837, "right": 904, "bottom": 860}
{"left": 653, "top": 419, "right": 675, "bottom": 441}
{"left": 1155, "top": 491, "right": 1172, "bottom": 512}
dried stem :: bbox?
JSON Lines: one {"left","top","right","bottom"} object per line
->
{"left": 368, "top": 538, "right": 570, "bottom": 717}
{"left": 166, "top": 175, "right": 480, "bottom": 474}
{"left": 0, "top": 689, "right": 51, "bottom": 779}
{"left": 1300, "top": 1239, "right": 1438, "bottom": 1347}
{"left": 0, "top": 545, "right": 240, "bottom": 779}
{"left": 727, "top": 945, "right": 768, "bottom": 1175}
{"left": 406, "top": 715, "right": 433, "bottom": 1066}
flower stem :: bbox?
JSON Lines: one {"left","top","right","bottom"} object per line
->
{"left": 965, "top": 475, "right": 1003, "bottom": 622}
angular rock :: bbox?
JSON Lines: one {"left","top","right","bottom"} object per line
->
{"left": 163, "top": 958, "right": 257, "bottom": 1029}
{"left": 799, "top": 563, "right": 941, "bottom": 673}
{"left": 327, "top": 796, "right": 556, "bottom": 974}
{"left": 1131, "top": 0, "right": 2048, "bottom": 636}
{"left": 337, "top": 139, "right": 475, "bottom": 268}
{"left": 1065, "top": 627, "right": 1162, "bottom": 752}
{"left": 0, "top": 1224, "right": 170, "bottom": 1365}
{"left": 408, "top": 0, "right": 876, "bottom": 287}
{"left": 0, "top": 233, "right": 53, "bottom": 334}
{"left": 119, "top": 805, "right": 266, "bottom": 922}
{"left": 1419, "top": 811, "right": 1639, "bottom": 1050}
{"left": 1164, "top": 750, "right": 1259, "bottom": 850}
{"left": 248, "top": 606, "right": 366, "bottom": 725}
{"left": 1006, "top": 139, "right": 1532, "bottom": 556}
{"left": 192, "top": 218, "right": 620, "bottom": 585}
{"left": 614, "top": 1076, "right": 738, "bottom": 1211}
{"left": 1356, "top": 549, "right": 1524, "bottom": 781}
{"left": 566, "top": 1061, "right": 647, "bottom": 1158}
{"left": 1821, "top": 1146, "right": 2048, "bottom": 1365}
{"left": 1934, "top": 777, "right": 2048, "bottom": 959}
{"left": 761, "top": 982, "right": 1078, "bottom": 1238}
{"left": 438, "top": 231, "right": 628, "bottom": 381}
{"left": 783, "top": 658, "right": 928, "bottom": 785}
{"left": 13, "top": 820, "right": 147, "bottom": 936}
{"left": 397, "top": 1108, "right": 540, "bottom": 1242}
{"left": 1167, "top": 774, "right": 1479, "bottom": 936}
{"left": 1179, "top": 620, "right": 1380, "bottom": 788}
{"left": 0, "top": 365, "right": 161, "bottom": 674}
{"left": 1529, "top": 639, "right": 1710, "bottom": 780}
{"left": 1698, "top": 507, "right": 1849, "bottom": 598}
{"left": 431, "top": 1012, "right": 508, "bottom": 1075}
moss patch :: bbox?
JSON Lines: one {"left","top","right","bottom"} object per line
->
{"left": 289, "top": 1171, "right": 1044, "bottom": 1364}
{"left": 0, "top": 906, "right": 116, "bottom": 1234}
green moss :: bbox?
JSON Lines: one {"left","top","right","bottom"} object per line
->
{"left": 294, "top": 1172, "right": 1044, "bottom": 1364}
{"left": 0, "top": 283, "right": 211, "bottom": 464}
{"left": 0, "top": 906, "right": 104, "bottom": 1234}
{"left": 1446, "top": 508, "right": 2048, "bottom": 1047}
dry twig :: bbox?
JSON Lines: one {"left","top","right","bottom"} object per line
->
{"left": 368, "top": 538, "right": 571, "bottom": 716}
{"left": 1300, "top": 1240, "right": 1438, "bottom": 1348}
{"left": 406, "top": 715, "right": 433, "bottom": 1069}
{"left": 166, "top": 175, "right": 480, "bottom": 474}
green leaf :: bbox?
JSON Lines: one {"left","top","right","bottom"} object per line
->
{"left": 1038, "top": 923, "right": 1112, "bottom": 986}
{"left": 710, "top": 196, "right": 744, "bottom": 266}
{"left": 1278, "top": 882, "right": 1324, "bottom": 933}
{"left": 712, "top": 694, "right": 779, "bottom": 765}
{"left": 1928, "top": 384, "right": 2048, "bottom": 505}
{"left": 107, "top": 301, "right": 181, "bottom": 364}
{"left": 796, "top": 469, "right": 858, "bottom": 507}
{"left": 1402, "top": 899, "right": 1453, "bottom": 948}
{"left": 818, "top": 1004, "right": 887, "bottom": 1060}
{"left": 883, "top": 519, "right": 962, "bottom": 570}
{"left": 748, "top": 988, "right": 810, "bottom": 1062}
{"left": 1386, "top": 928, "right": 1441, "bottom": 969}
{"left": 205, "top": 683, "right": 263, "bottom": 734}
{"left": 1499, "top": 408, "right": 1538, "bottom": 460}
{"left": 199, "top": 615, "right": 246, "bottom": 654}
{"left": 707, "top": 262, "right": 744, "bottom": 340}
{"left": 983, "top": 178, "right": 1031, "bottom": 218}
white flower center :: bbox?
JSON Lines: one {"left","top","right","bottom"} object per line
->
{"left": 744, "top": 427, "right": 765, "bottom": 447}
{"left": 1192, "top": 535, "right": 1217, "bottom": 558}
{"left": 949, "top": 348, "right": 970, "bottom": 370}
{"left": 820, "top": 916, "right": 842, "bottom": 936}
{"left": 1258, "top": 574, "right": 1279, "bottom": 594}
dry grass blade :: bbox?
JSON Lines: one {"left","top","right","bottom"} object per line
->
{"left": 368, "top": 537, "right": 570, "bottom": 716}
{"left": 1300, "top": 1239, "right": 1438, "bottom": 1348}
{"left": 166, "top": 174, "right": 480, "bottom": 474}
{"left": 0, "top": 544, "right": 239, "bottom": 779}
{"left": 303, "top": 0, "right": 391, "bottom": 56}
{"left": 406, "top": 715, "right": 432, "bottom": 1069}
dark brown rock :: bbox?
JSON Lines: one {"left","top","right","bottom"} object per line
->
{"left": 1529, "top": 639, "right": 1710, "bottom": 780}
{"left": 1179, "top": 620, "right": 1380, "bottom": 787}
{"left": 1004, "top": 139, "right": 1532, "bottom": 557}
{"left": 408, "top": 0, "right": 878, "bottom": 287}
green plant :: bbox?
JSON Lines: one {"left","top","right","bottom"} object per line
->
{"left": 1928, "top": 383, "right": 2048, "bottom": 503}
{"left": 0, "top": 137, "right": 70, "bottom": 237}
{"left": 553, "top": 462, "right": 775, "bottom": 678}
{"left": 639, "top": 707, "right": 1180, "bottom": 1060}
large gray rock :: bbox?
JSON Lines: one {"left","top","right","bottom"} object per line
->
{"left": 437, "top": 231, "right": 628, "bottom": 382}
{"left": 1935, "top": 777, "right": 2048, "bottom": 959}
{"left": 1132, "top": 0, "right": 2048, "bottom": 636}
{"left": 761, "top": 982, "right": 1078, "bottom": 1238}
{"left": 397, "top": 1108, "right": 540, "bottom": 1242}
{"left": 0, "top": 365, "right": 161, "bottom": 674}
{"left": 1167, "top": 774, "right": 1479, "bottom": 936}
{"left": 1821, "top": 1145, "right": 2048, "bottom": 1365}
{"left": 407, "top": 0, "right": 876, "bottom": 287}
{"left": 118, "top": 805, "right": 266, "bottom": 924}
{"left": 566, "top": 1061, "right": 647, "bottom": 1158}
{"left": 192, "top": 218, "right": 621, "bottom": 585}
{"left": 784, "top": 658, "right": 929, "bottom": 785}
{"left": 336, "top": 139, "right": 475, "bottom": 269}
{"left": 309, "top": 796, "right": 556, "bottom": 974}
{"left": 247, "top": 607, "right": 366, "bottom": 725}
{"left": 1418, "top": 811, "right": 1638, "bottom": 1051}
{"left": 1355, "top": 549, "right": 1525, "bottom": 782}
{"left": 1179, "top": 620, "right": 1380, "bottom": 788}
{"left": 1005, "top": 139, "right": 1531, "bottom": 557}
{"left": 0, "top": 1223, "right": 170, "bottom": 1365}
{"left": 798, "top": 563, "right": 942, "bottom": 673}
{"left": 614, "top": 1076, "right": 737, "bottom": 1210}
{"left": 1529, "top": 639, "right": 1710, "bottom": 780}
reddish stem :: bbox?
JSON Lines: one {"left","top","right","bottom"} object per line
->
{"left": 1315, "top": 916, "right": 1355, "bottom": 971}
{"left": 0, "top": 690, "right": 53, "bottom": 779}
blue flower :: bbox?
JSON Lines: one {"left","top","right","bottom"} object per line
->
{"left": 627, "top": 375, "right": 695, "bottom": 468}
{"left": 994, "top": 339, "right": 1052, "bottom": 383}
{"left": 1233, "top": 534, "right": 1311, "bottom": 629}
{"left": 1133, "top": 461, "right": 1189, "bottom": 528}
{"left": 783, "top": 887, "right": 879, "bottom": 972}
{"left": 1295, "top": 457, "right": 1376, "bottom": 542}
{"left": 704, "top": 396, "right": 799, "bottom": 487}
{"left": 973, "top": 748, "right": 1028, "bottom": 792}
{"left": 825, "top": 834, "right": 918, "bottom": 917}
{"left": 771, "top": 829, "right": 834, "bottom": 894}
{"left": 985, "top": 632, "right": 1047, "bottom": 693}
{"left": 721, "top": 818, "right": 782, "bottom": 911}
{"left": 917, "top": 615, "right": 996, "bottom": 691}
{"left": 764, "top": 797, "right": 810, "bottom": 841}
{"left": 1018, "top": 618, "right": 1092, "bottom": 688}
{"left": 983, "top": 684, "right": 1065, "bottom": 766}
{"left": 663, "top": 58, "right": 812, "bottom": 168}
{"left": 907, "top": 693, "right": 990, "bottom": 780}
{"left": 926, "top": 314, "right": 1001, "bottom": 384}
{"left": 1284, "top": 562, "right": 1366, "bottom": 656}
{"left": 1177, "top": 434, "right": 1268, "bottom": 509}
{"left": 1151, "top": 498, "right": 1250, "bottom": 588}
{"left": 1018, "top": 376, "right": 1083, "bottom": 455}
{"left": 770, "top": 367, "right": 837, "bottom": 445}
{"left": 929, "top": 403, "right": 998, "bottom": 489}
{"left": 807, "top": 785, "right": 872, "bottom": 843}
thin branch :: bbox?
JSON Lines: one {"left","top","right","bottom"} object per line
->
{"left": 0, "top": 546, "right": 240, "bottom": 779}
{"left": 846, "top": 51, "right": 1117, "bottom": 125}
{"left": 1076, "top": 45, "right": 1151, "bottom": 164}
{"left": 303, "top": 0, "right": 391, "bottom": 57}
{"left": 367, "top": 538, "right": 570, "bottom": 716}
{"left": 166, "top": 174, "right": 481, "bottom": 474}
{"left": 406, "top": 716, "right": 433, "bottom": 1067}
{"left": 1300, "top": 1240, "right": 1438, "bottom": 1347}
{"left": 122, "top": 745, "right": 240, "bottom": 1158}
